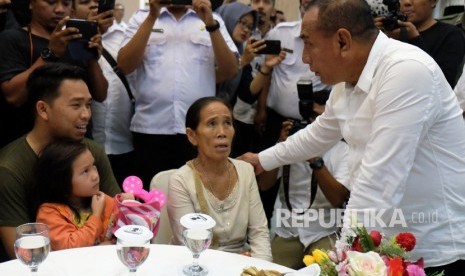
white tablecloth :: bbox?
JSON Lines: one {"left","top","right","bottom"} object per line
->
{"left": 0, "top": 244, "right": 295, "bottom": 275}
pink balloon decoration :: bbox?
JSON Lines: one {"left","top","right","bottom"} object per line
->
{"left": 122, "top": 176, "right": 166, "bottom": 207}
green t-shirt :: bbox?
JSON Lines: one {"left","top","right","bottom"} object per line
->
{"left": 0, "top": 136, "right": 121, "bottom": 226}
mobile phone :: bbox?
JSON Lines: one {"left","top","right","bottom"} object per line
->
{"left": 98, "top": 0, "right": 115, "bottom": 14}
{"left": 66, "top": 19, "right": 98, "bottom": 40}
{"left": 66, "top": 19, "right": 99, "bottom": 60}
{"left": 255, "top": 40, "right": 281, "bottom": 55}
{"left": 159, "top": 0, "right": 192, "bottom": 5}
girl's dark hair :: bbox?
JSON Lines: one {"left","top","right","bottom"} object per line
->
{"left": 185, "top": 97, "right": 232, "bottom": 130}
{"left": 33, "top": 139, "right": 90, "bottom": 222}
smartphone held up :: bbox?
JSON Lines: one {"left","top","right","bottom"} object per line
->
{"left": 66, "top": 19, "right": 99, "bottom": 61}
{"left": 98, "top": 0, "right": 115, "bottom": 14}
{"left": 254, "top": 40, "right": 281, "bottom": 55}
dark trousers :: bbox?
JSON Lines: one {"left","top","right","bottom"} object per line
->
{"left": 132, "top": 132, "right": 195, "bottom": 190}
{"left": 108, "top": 151, "right": 136, "bottom": 189}
{"left": 425, "top": 259, "right": 465, "bottom": 275}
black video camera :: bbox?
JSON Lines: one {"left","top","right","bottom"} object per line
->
{"left": 289, "top": 80, "right": 316, "bottom": 135}
{"left": 382, "top": 0, "right": 407, "bottom": 31}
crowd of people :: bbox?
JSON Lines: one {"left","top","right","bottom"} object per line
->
{"left": 1, "top": 0, "right": 465, "bottom": 274}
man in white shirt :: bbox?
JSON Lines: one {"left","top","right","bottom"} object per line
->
{"left": 114, "top": 3, "right": 127, "bottom": 29}
{"left": 241, "top": 0, "right": 465, "bottom": 273}
{"left": 117, "top": 0, "right": 238, "bottom": 188}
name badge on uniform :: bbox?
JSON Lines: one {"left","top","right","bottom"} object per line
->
{"left": 152, "top": 28, "right": 164, "bottom": 33}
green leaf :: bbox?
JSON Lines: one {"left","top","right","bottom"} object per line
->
{"left": 357, "top": 227, "right": 376, "bottom": 252}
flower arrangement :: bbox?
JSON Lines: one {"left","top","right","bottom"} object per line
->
{"left": 302, "top": 227, "right": 443, "bottom": 276}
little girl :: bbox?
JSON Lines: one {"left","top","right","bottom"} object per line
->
{"left": 34, "top": 139, "right": 133, "bottom": 251}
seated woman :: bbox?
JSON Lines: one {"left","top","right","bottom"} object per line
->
{"left": 167, "top": 97, "right": 272, "bottom": 261}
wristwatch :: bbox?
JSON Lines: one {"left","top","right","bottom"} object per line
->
{"left": 40, "top": 48, "right": 58, "bottom": 62}
{"left": 309, "top": 158, "right": 325, "bottom": 170}
{"left": 205, "top": 20, "right": 220, "bottom": 33}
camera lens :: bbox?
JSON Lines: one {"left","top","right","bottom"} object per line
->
{"left": 297, "top": 80, "right": 313, "bottom": 101}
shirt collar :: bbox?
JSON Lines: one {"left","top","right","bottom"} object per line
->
{"left": 160, "top": 7, "right": 196, "bottom": 17}
{"left": 355, "top": 31, "right": 386, "bottom": 94}
{"left": 102, "top": 21, "right": 124, "bottom": 39}
{"left": 292, "top": 21, "right": 302, "bottom": 38}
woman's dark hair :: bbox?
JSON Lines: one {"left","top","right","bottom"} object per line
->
{"left": 185, "top": 97, "right": 232, "bottom": 130}
{"left": 33, "top": 139, "right": 90, "bottom": 222}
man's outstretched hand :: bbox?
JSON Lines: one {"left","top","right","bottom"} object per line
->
{"left": 237, "top": 152, "right": 265, "bottom": 175}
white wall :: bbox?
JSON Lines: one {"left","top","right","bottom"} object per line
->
{"left": 238, "top": 0, "right": 300, "bottom": 22}
{"left": 118, "top": 0, "right": 144, "bottom": 23}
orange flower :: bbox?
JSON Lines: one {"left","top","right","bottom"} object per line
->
{"left": 388, "top": 257, "right": 404, "bottom": 276}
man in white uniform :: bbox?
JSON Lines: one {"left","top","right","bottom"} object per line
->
{"left": 241, "top": 0, "right": 465, "bottom": 273}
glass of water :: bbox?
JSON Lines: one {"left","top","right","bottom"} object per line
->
{"left": 14, "top": 223, "right": 50, "bottom": 275}
{"left": 115, "top": 225, "right": 153, "bottom": 275}
{"left": 182, "top": 228, "right": 213, "bottom": 276}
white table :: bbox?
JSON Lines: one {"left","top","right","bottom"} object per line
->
{"left": 0, "top": 244, "right": 295, "bottom": 275}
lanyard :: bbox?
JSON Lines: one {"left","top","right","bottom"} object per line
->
{"left": 282, "top": 164, "right": 317, "bottom": 215}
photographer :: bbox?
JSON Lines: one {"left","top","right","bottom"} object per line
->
{"left": 373, "top": 0, "right": 465, "bottom": 87}
{"left": 249, "top": 0, "right": 331, "bottom": 226}
{"left": 271, "top": 89, "right": 349, "bottom": 269}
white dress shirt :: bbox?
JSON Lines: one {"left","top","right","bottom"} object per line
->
{"left": 92, "top": 22, "right": 134, "bottom": 155}
{"left": 274, "top": 141, "right": 350, "bottom": 248}
{"left": 265, "top": 21, "right": 330, "bottom": 119}
{"left": 260, "top": 32, "right": 465, "bottom": 267}
{"left": 122, "top": 8, "right": 238, "bottom": 135}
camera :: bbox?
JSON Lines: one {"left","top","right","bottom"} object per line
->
{"left": 382, "top": 0, "right": 407, "bottom": 31}
{"left": 289, "top": 80, "right": 316, "bottom": 135}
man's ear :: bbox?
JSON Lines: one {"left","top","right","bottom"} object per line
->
{"left": 336, "top": 28, "right": 351, "bottom": 54}
{"left": 186, "top": 128, "right": 198, "bottom": 147}
{"left": 36, "top": 100, "right": 49, "bottom": 121}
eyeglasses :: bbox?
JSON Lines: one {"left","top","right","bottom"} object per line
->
{"left": 238, "top": 19, "right": 254, "bottom": 31}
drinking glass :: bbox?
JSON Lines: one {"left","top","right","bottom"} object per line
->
{"left": 14, "top": 223, "right": 50, "bottom": 275}
{"left": 182, "top": 228, "right": 213, "bottom": 276}
{"left": 116, "top": 235, "right": 150, "bottom": 275}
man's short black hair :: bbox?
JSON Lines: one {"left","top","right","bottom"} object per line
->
{"left": 307, "top": 0, "right": 378, "bottom": 41}
{"left": 27, "top": 62, "right": 86, "bottom": 114}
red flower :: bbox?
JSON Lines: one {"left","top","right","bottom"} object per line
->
{"left": 396, "top": 232, "right": 416, "bottom": 252}
{"left": 351, "top": 236, "right": 363, "bottom": 252}
{"left": 370, "top": 230, "right": 382, "bottom": 247}
{"left": 388, "top": 257, "right": 404, "bottom": 276}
